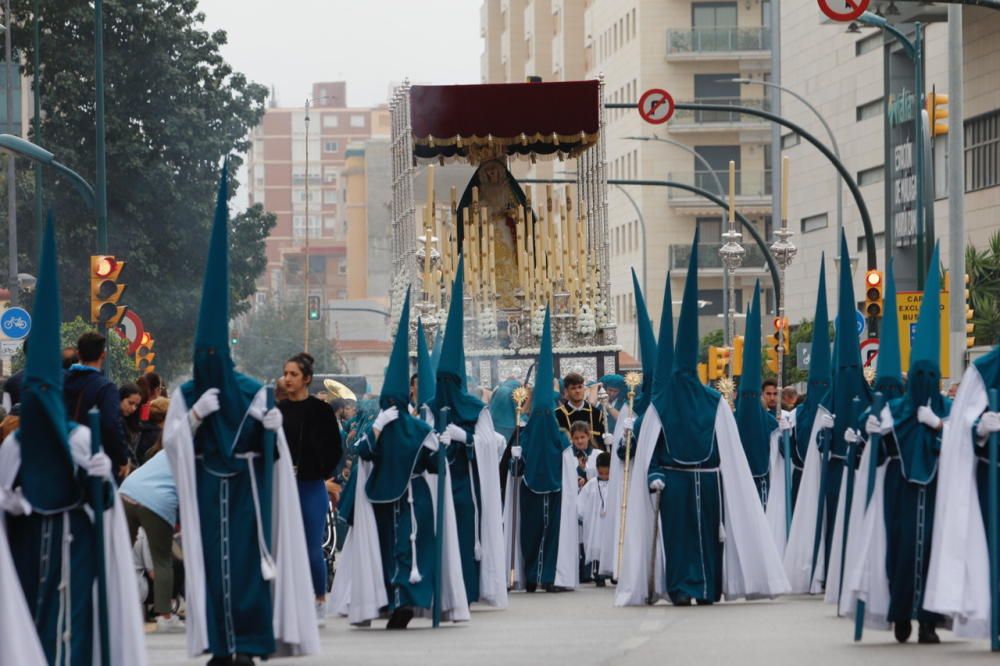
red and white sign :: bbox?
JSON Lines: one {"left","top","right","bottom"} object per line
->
{"left": 860, "top": 337, "right": 880, "bottom": 369}
{"left": 818, "top": 0, "right": 870, "bottom": 22}
{"left": 117, "top": 310, "right": 145, "bottom": 355}
{"left": 638, "top": 88, "right": 675, "bottom": 125}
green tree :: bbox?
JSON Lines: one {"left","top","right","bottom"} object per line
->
{"left": 7, "top": 0, "right": 271, "bottom": 379}
{"left": 966, "top": 231, "right": 1000, "bottom": 346}
{"left": 232, "top": 299, "right": 342, "bottom": 384}
{"left": 11, "top": 316, "right": 134, "bottom": 386}
{"left": 698, "top": 328, "right": 724, "bottom": 364}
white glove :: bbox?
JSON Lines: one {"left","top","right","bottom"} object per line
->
{"left": 260, "top": 408, "right": 283, "bottom": 432}
{"left": 844, "top": 428, "right": 861, "bottom": 444}
{"left": 191, "top": 388, "right": 221, "bottom": 420}
{"left": 917, "top": 405, "right": 942, "bottom": 430}
{"left": 622, "top": 416, "right": 636, "bottom": 431}
{"left": 649, "top": 479, "right": 665, "bottom": 492}
{"left": 603, "top": 433, "right": 614, "bottom": 447}
{"left": 817, "top": 413, "right": 835, "bottom": 430}
{"left": 511, "top": 445, "right": 523, "bottom": 459}
{"left": 83, "top": 452, "right": 112, "bottom": 478}
{"left": 0, "top": 487, "right": 31, "bottom": 516}
{"left": 779, "top": 416, "right": 793, "bottom": 432}
{"left": 439, "top": 430, "right": 453, "bottom": 446}
{"left": 494, "top": 432, "right": 507, "bottom": 449}
{"left": 977, "top": 411, "right": 1000, "bottom": 439}
{"left": 423, "top": 434, "right": 440, "bottom": 452}
{"left": 373, "top": 406, "right": 399, "bottom": 431}
{"left": 445, "top": 424, "right": 468, "bottom": 443}
{"left": 865, "top": 414, "right": 884, "bottom": 436}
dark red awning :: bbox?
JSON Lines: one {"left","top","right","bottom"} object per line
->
{"left": 409, "top": 80, "right": 600, "bottom": 160}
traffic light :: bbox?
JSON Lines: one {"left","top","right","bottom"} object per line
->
{"left": 134, "top": 332, "right": 155, "bottom": 374}
{"left": 966, "top": 272, "right": 976, "bottom": 348}
{"left": 90, "top": 255, "right": 127, "bottom": 328}
{"left": 308, "top": 295, "right": 322, "bottom": 321}
{"left": 707, "top": 345, "right": 731, "bottom": 381}
{"left": 864, "top": 270, "right": 884, "bottom": 319}
{"left": 697, "top": 363, "right": 708, "bottom": 385}
{"left": 732, "top": 335, "right": 745, "bottom": 376}
{"left": 926, "top": 90, "right": 949, "bottom": 137}
{"left": 231, "top": 335, "right": 240, "bottom": 346}
{"left": 765, "top": 335, "right": 779, "bottom": 375}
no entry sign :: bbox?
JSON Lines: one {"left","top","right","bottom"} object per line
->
{"left": 818, "top": 0, "right": 870, "bottom": 22}
{"left": 638, "top": 88, "right": 675, "bottom": 125}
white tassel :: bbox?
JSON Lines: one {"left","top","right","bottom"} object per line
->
{"left": 469, "top": 460, "right": 483, "bottom": 561}
{"left": 408, "top": 481, "right": 422, "bottom": 583}
{"left": 475, "top": 542, "right": 483, "bottom": 561}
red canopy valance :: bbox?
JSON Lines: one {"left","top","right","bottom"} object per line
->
{"left": 409, "top": 80, "right": 600, "bottom": 161}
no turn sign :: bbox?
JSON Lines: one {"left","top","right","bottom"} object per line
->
{"left": 638, "top": 88, "right": 675, "bottom": 125}
{"left": 817, "top": 0, "right": 870, "bottom": 22}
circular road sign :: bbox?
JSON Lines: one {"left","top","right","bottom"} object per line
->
{"left": 118, "top": 310, "right": 145, "bottom": 355}
{"left": 860, "top": 338, "right": 880, "bottom": 369}
{"left": 818, "top": 0, "right": 870, "bottom": 22}
{"left": 0, "top": 307, "right": 31, "bottom": 341}
{"left": 638, "top": 88, "right": 675, "bottom": 125}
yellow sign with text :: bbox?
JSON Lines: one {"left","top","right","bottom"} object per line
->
{"left": 896, "top": 290, "right": 950, "bottom": 377}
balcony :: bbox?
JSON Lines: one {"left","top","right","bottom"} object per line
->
{"left": 666, "top": 170, "right": 772, "bottom": 210}
{"left": 669, "top": 242, "right": 772, "bottom": 272}
{"left": 669, "top": 97, "right": 771, "bottom": 134}
{"left": 666, "top": 27, "right": 771, "bottom": 61}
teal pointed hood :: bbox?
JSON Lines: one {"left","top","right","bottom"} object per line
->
{"left": 434, "top": 255, "right": 485, "bottom": 426}
{"left": 874, "top": 258, "right": 904, "bottom": 399}
{"left": 182, "top": 163, "right": 262, "bottom": 459}
{"left": 826, "top": 231, "right": 871, "bottom": 456}
{"left": 522, "top": 308, "right": 569, "bottom": 493}
{"left": 889, "top": 242, "right": 947, "bottom": 484}
{"left": 650, "top": 229, "right": 720, "bottom": 463}
{"left": 19, "top": 215, "right": 79, "bottom": 510}
{"left": 430, "top": 328, "right": 443, "bottom": 371}
{"left": 367, "top": 287, "right": 433, "bottom": 503}
{"left": 415, "top": 318, "right": 436, "bottom": 410}
{"left": 631, "top": 268, "right": 657, "bottom": 398}
{"left": 794, "top": 257, "right": 832, "bottom": 464}
{"left": 735, "top": 281, "right": 777, "bottom": 477}
{"left": 488, "top": 378, "right": 521, "bottom": 440}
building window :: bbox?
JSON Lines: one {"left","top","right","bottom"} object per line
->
{"left": 350, "top": 114, "right": 366, "bottom": 128}
{"left": 322, "top": 114, "right": 339, "bottom": 128}
{"left": 800, "top": 213, "right": 829, "bottom": 233}
{"left": 857, "top": 165, "right": 885, "bottom": 187}
{"left": 697, "top": 290, "right": 740, "bottom": 317}
{"left": 855, "top": 32, "right": 881, "bottom": 56}
{"left": 780, "top": 132, "right": 800, "bottom": 149}
{"left": 692, "top": 2, "right": 738, "bottom": 29}
{"left": 323, "top": 189, "right": 338, "bottom": 204}
{"left": 337, "top": 289, "right": 348, "bottom": 299}
{"left": 338, "top": 261, "right": 348, "bottom": 275}
{"left": 323, "top": 168, "right": 338, "bottom": 184}
{"left": 323, "top": 140, "right": 339, "bottom": 153}
{"left": 965, "top": 109, "right": 1000, "bottom": 193}
{"left": 856, "top": 98, "right": 883, "bottom": 122}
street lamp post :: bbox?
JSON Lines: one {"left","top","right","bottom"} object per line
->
{"left": 94, "top": 0, "right": 108, "bottom": 254}
{"left": 4, "top": 3, "right": 18, "bottom": 307}
{"left": 729, "top": 78, "right": 845, "bottom": 243}
{"left": 304, "top": 99, "right": 311, "bottom": 354}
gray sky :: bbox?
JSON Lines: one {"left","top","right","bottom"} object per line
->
{"left": 198, "top": 0, "right": 483, "bottom": 109}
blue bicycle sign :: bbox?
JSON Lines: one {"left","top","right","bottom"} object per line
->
{"left": 0, "top": 307, "right": 32, "bottom": 341}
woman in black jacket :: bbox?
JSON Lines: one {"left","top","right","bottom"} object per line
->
{"left": 278, "top": 352, "right": 343, "bottom": 622}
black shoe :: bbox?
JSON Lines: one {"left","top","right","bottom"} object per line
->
{"left": 207, "top": 657, "right": 233, "bottom": 665}
{"left": 544, "top": 584, "right": 571, "bottom": 593}
{"left": 918, "top": 622, "right": 941, "bottom": 644}
{"left": 895, "top": 620, "right": 913, "bottom": 643}
{"left": 695, "top": 599, "right": 714, "bottom": 606}
{"left": 672, "top": 594, "right": 692, "bottom": 606}
{"left": 595, "top": 577, "right": 607, "bottom": 588}
{"left": 525, "top": 582, "right": 537, "bottom": 593}
{"left": 386, "top": 606, "right": 414, "bottom": 630}
{"left": 232, "top": 656, "right": 255, "bottom": 666}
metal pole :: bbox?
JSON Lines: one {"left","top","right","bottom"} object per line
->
{"left": 948, "top": 5, "right": 967, "bottom": 380}
{"left": 5, "top": 0, "right": 17, "bottom": 307}
{"left": 304, "top": 99, "right": 310, "bottom": 353}
{"left": 32, "top": 0, "right": 42, "bottom": 253}
{"left": 94, "top": 0, "right": 107, "bottom": 254}
{"left": 914, "top": 24, "right": 926, "bottom": 290}
{"left": 770, "top": 0, "right": 783, "bottom": 255}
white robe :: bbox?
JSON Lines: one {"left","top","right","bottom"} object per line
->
{"left": 782, "top": 406, "right": 832, "bottom": 594}
{"left": 471, "top": 408, "right": 510, "bottom": 608}
{"left": 503, "top": 446, "right": 581, "bottom": 590}
{"left": 328, "top": 436, "right": 470, "bottom": 625}
{"left": 0, "top": 427, "right": 148, "bottom": 666}
{"left": 924, "top": 364, "right": 993, "bottom": 638}
{"left": 765, "top": 427, "right": 788, "bottom": 555}
{"left": 164, "top": 387, "right": 320, "bottom": 658}
{"left": 597, "top": 404, "right": 631, "bottom": 577}
{"left": 614, "top": 401, "right": 790, "bottom": 606}
{"left": 577, "top": 476, "right": 609, "bottom": 564}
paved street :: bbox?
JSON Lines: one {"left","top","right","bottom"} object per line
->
{"left": 147, "top": 587, "right": 998, "bottom": 665}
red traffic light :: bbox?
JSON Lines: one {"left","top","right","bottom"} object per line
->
{"left": 94, "top": 256, "right": 118, "bottom": 278}
{"left": 865, "top": 270, "right": 882, "bottom": 287}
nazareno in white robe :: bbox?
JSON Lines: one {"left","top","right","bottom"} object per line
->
{"left": 164, "top": 387, "right": 320, "bottom": 658}
{"left": 614, "top": 400, "right": 790, "bottom": 606}
{"left": 597, "top": 403, "right": 631, "bottom": 578}
{"left": 0, "top": 426, "right": 148, "bottom": 666}
{"left": 577, "top": 476, "right": 609, "bottom": 565}
{"left": 503, "top": 446, "right": 581, "bottom": 591}
{"left": 924, "top": 363, "right": 994, "bottom": 638}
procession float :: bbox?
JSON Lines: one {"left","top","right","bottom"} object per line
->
{"left": 388, "top": 78, "right": 619, "bottom": 386}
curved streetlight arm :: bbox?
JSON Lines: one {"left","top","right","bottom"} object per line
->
{"left": 858, "top": 12, "right": 916, "bottom": 56}
{"left": 521, "top": 177, "right": 782, "bottom": 310}
{"left": 608, "top": 102, "right": 877, "bottom": 271}
{"left": 0, "top": 133, "right": 97, "bottom": 210}
{"left": 52, "top": 160, "right": 97, "bottom": 210}
{"left": 727, "top": 79, "right": 841, "bottom": 158}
